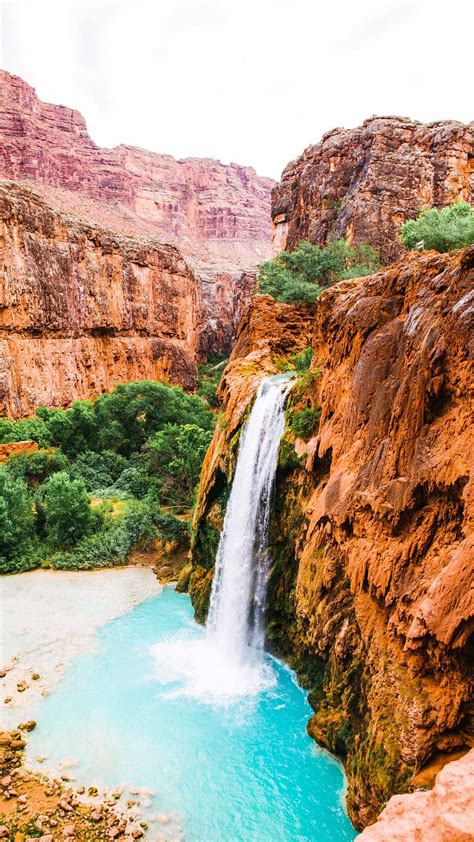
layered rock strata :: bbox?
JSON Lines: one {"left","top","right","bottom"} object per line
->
{"left": 0, "top": 181, "right": 200, "bottom": 417}
{"left": 189, "top": 248, "right": 474, "bottom": 828}
{"left": 272, "top": 117, "right": 474, "bottom": 262}
{"left": 0, "top": 70, "right": 274, "bottom": 355}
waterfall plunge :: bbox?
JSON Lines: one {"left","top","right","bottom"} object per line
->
{"left": 207, "top": 375, "right": 294, "bottom": 662}
{"left": 152, "top": 374, "right": 293, "bottom": 704}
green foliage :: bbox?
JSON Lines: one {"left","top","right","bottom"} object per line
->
{"left": 145, "top": 423, "right": 213, "bottom": 507}
{"left": 0, "top": 469, "right": 36, "bottom": 572}
{"left": 258, "top": 239, "right": 380, "bottom": 303}
{"left": 49, "top": 498, "right": 187, "bottom": 570}
{"left": 278, "top": 439, "right": 302, "bottom": 472}
{"left": 5, "top": 449, "right": 69, "bottom": 485}
{"left": 91, "top": 381, "right": 213, "bottom": 456}
{"left": 0, "top": 380, "right": 215, "bottom": 572}
{"left": 0, "top": 416, "right": 50, "bottom": 446}
{"left": 401, "top": 202, "right": 474, "bottom": 252}
{"left": 290, "top": 406, "right": 322, "bottom": 440}
{"left": 197, "top": 357, "right": 227, "bottom": 409}
{"left": 41, "top": 471, "right": 100, "bottom": 550}
{"left": 292, "top": 347, "right": 314, "bottom": 372}
{"left": 68, "top": 450, "right": 128, "bottom": 492}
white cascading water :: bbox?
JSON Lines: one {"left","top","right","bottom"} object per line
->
{"left": 152, "top": 374, "right": 293, "bottom": 704}
{"left": 206, "top": 374, "right": 294, "bottom": 662}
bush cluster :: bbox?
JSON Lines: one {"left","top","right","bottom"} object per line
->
{"left": 401, "top": 201, "right": 474, "bottom": 253}
{"left": 258, "top": 239, "right": 380, "bottom": 303}
{"left": 0, "top": 381, "right": 215, "bottom": 574}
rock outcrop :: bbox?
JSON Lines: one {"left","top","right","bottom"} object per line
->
{"left": 189, "top": 247, "right": 474, "bottom": 828}
{"left": 0, "top": 181, "right": 200, "bottom": 417}
{"left": 0, "top": 70, "right": 274, "bottom": 355}
{"left": 272, "top": 117, "right": 474, "bottom": 262}
{"left": 358, "top": 749, "right": 474, "bottom": 841}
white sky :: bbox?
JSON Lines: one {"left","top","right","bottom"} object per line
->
{"left": 0, "top": 0, "right": 472, "bottom": 180}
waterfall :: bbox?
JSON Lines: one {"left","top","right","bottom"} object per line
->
{"left": 206, "top": 374, "right": 294, "bottom": 664}
{"left": 152, "top": 373, "right": 294, "bottom": 703}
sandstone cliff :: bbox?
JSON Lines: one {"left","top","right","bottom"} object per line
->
{"left": 0, "top": 181, "right": 200, "bottom": 417}
{"left": 272, "top": 117, "right": 474, "bottom": 262}
{"left": 189, "top": 248, "right": 474, "bottom": 829}
{"left": 0, "top": 70, "right": 274, "bottom": 355}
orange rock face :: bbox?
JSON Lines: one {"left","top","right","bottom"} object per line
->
{"left": 272, "top": 117, "right": 474, "bottom": 262}
{"left": 0, "top": 70, "right": 274, "bottom": 355}
{"left": 0, "top": 181, "right": 200, "bottom": 417}
{"left": 190, "top": 248, "right": 474, "bottom": 828}
{"left": 0, "top": 440, "right": 38, "bottom": 463}
{"left": 357, "top": 749, "right": 474, "bottom": 842}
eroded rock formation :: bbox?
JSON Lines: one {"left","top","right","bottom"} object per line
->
{"left": 189, "top": 247, "right": 474, "bottom": 829}
{"left": 272, "top": 117, "right": 474, "bottom": 262}
{"left": 0, "top": 181, "right": 200, "bottom": 417}
{"left": 0, "top": 70, "right": 274, "bottom": 355}
{"left": 358, "top": 749, "right": 474, "bottom": 841}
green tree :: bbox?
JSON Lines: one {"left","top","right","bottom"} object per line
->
{"left": 5, "top": 449, "right": 69, "bottom": 486}
{"left": 258, "top": 239, "right": 380, "bottom": 303}
{"left": 42, "top": 471, "right": 98, "bottom": 549}
{"left": 0, "top": 469, "right": 35, "bottom": 568}
{"left": 145, "top": 423, "right": 213, "bottom": 506}
{"left": 401, "top": 202, "right": 474, "bottom": 252}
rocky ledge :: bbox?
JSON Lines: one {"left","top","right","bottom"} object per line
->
{"left": 358, "top": 749, "right": 474, "bottom": 841}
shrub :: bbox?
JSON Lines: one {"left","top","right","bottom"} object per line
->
{"left": 0, "top": 416, "right": 50, "bottom": 446}
{"left": 68, "top": 450, "right": 128, "bottom": 492}
{"left": 258, "top": 239, "right": 380, "bottom": 303}
{"left": 4, "top": 449, "right": 69, "bottom": 485}
{"left": 0, "top": 469, "right": 36, "bottom": 572}
{"left": 401, "top": 202, "right": 474, "bottom": 252}
{"left": 42, "top": 471, "right": 99, "bottom": 549}
{"left": 291, "top": 347, "right": 314, "bottom": 372}
{"left": 145, "top": 423, "right": 213, "bottom": 507}
{"left": 49, "top": 498, "right": 184, "bottom": 570}
{"left": 290, "top": 407, "right": 322, "bottom": 440}
{"left": 197, "top": 358, "right": 227, "bottom": 408}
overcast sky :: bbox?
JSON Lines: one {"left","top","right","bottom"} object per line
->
{"left": 0, "top": 0, "right": 472, "bottom": 180}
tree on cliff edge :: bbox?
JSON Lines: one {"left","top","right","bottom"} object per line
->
{"left": 257, "top": 239, "right": 380, "bottom": 303}
{"left": 401, "top": 201, "right": 474, "bottom": 252}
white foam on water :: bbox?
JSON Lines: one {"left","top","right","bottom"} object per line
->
{"left": 152, "top": 631, "right": 276, "bottom": 706}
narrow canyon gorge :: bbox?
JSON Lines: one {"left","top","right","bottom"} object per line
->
{"left": 1, "top": 69, "right": 473, "bottom": 840}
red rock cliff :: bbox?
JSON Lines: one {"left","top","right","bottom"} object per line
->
{"left": 272, "top": 117, "right": 474, "bottom": 262}
{"left": 0, "top": 70, "right": 274, "bottom": 355}
{"left": 0, "top": 181, "right": 200, "bottom": 417}
{"left": 189, "top": 248, "right": 474, "bottom": 829}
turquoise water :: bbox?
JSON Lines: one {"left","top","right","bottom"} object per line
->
{"left": 26, "top": 587, "right": 356, "bottom": 842}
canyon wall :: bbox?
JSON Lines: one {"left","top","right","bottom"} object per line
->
{"left": 272, "top": 117, "right": 474, "bottom": 262}
{"left": 189, "top": 247, "right": 474, "bottom": 829}
{"left": 0, "top": 70, "right": 274, "bottom": 356}
{"left": 0, "top": 181, "right": 200, "bottom": 417}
